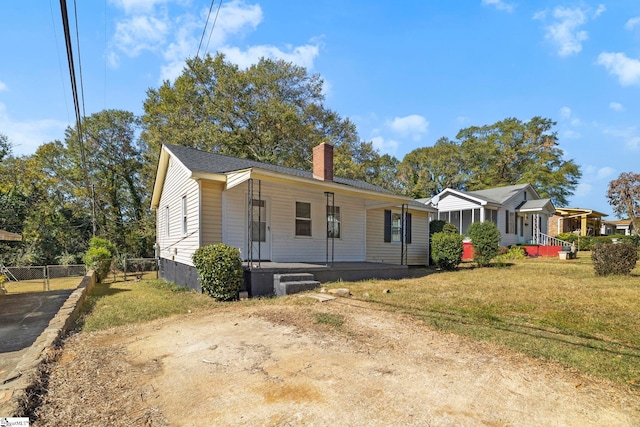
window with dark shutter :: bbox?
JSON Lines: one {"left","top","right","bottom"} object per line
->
{"left": 384, "top": 210, "right": 391, "bottom": 242}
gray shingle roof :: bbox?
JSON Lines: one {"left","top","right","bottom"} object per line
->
{"left": 516, "top": 199, "right": 551, "bottom": 211}
{"left": 467, "top": 183, "right": 531, "bottom": 204}
{"left": 164, "top": 144, "right": 395, "bottom": 194}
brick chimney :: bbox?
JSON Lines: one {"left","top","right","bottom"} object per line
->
{"left": 313, "top": 142, "right": 333, "bottom": 181}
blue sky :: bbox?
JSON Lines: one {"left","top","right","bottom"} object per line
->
{"left": 1, "top": 1, "right": 639, "bottom": 217}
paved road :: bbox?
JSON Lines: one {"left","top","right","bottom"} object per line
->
{"left": 0, "top": 290, "right": 73, "bottom": 353}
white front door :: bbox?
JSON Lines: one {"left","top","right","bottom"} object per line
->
{"left": 249, "top": 198, "right": 271, "bottom": 261}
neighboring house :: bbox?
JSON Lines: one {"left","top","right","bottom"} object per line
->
{"left": 151, "top": 143, "right": 435, "bottom": 295}
{"left": 605, "top": 219, "right": 636, "bottom": 236}
{"left": 548, "top": 208, "right": 608, "bottom": 237}
{"left": 419, "top": 184, "right": 555, "bottom": 246}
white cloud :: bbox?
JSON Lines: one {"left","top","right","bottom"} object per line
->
{"left": 0, "top": 103, "right": 67, "bottom": 156}
{"left": 109, "top": 0, "right": 321, "bottom": 84}
{"left": 113, "top": 14, "right": 170, "bottom": 57}
{"left": 609, "top": 102, "right": 624, "bottom": 112}
{"left": 109, "top": 0, "right": 173, "bottom": 14}
{"left": 573, "top": 182, "right": 592, "bottom": 198}
{"left": 535, "top": 5, "right": 604, "bottom": 57}
{"left": 220, "top": 44, "right": 320, "bottom": 70}
{"left": 602, "top": 125, "right": 640, "bottom": 150}
{"left": 597, "top": 52, "right": 640, "bottom": 86}
{"left": 625, "top": 16, "right": 640, "bottom": 30}
{"left": 481, "top": 0, "right": 514, "bottom": 13}
{"left": 370, "top": 136, "right": 399, "bottom": 155}
{"left": 386, "top": 114, "right": 429, "bottom": 141}
{"left": 562, "top": 129, "right": 581, "bottom": 139}
{"left": 559, "top": 106, "right": 572, "bottom": 119}
{"left": 0, "top": 81, "right": 7, "bottom": 92}
{"left": 596, "top": 166, "right": 616, "bottom": 180}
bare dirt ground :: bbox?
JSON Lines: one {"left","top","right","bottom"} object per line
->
{"left": 32, "top": 296, "right": 640, "bottom": 426}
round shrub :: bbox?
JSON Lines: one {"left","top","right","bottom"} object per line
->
{"left": 192, "top": 243, "right": 243, "bottom": 301}
{"left": 467, "top": 221, "right": 501, "bottom": 267}
{"left": 591, "top": 243, "right": 638, "bottom": 276}
{"left": 431, "top": 232, "right": 464, "bottom": 270}
{"left": 497, "top": 246, "right": 527, "bottom": 260}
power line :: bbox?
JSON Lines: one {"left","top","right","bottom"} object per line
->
{"left": 204, "top": 0, "right": 224, "bottom": 55}
{"left": 59, "top": 0, "right": 96, "bottom": 236}
{"left": 196, "top": 0, "right": 217, "bottom": 60}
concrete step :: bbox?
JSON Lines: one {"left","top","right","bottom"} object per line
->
{"left": 274, "top": 273, "right": 315, "bottom": 283}
{"left": 274, "top": 280, "right": 321, "bottom": 297}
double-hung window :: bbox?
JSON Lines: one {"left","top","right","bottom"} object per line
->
{"left": 295, "top": 202, "right": 312, "bottom": 237}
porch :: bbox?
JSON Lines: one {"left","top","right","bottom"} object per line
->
{"left": 243, "top": 261, "right": 408, "bottom": 297}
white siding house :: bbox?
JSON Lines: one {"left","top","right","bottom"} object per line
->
{"left": 151, "top": 143, "right": 435, "bottom": 294}
{"left": 419, "top": 184, "right": 555, "bottom": 246}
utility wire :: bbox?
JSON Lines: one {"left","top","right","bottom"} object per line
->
{"left": 72, "top": 0, "right": 87, "bottom": 119}
{"left": 204, "top": 0, "right": 223, "bottom": 55}
{"left": 196, "top": 0, "right": 217, "bottom": 60}
{"left": 59, "top": 0, "right": 96, "bottom": 236}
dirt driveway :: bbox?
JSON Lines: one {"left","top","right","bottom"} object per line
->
{"left": 33, "top": 296, "right": 639, "bottom": 426}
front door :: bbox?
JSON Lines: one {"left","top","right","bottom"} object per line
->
{"left": 249, "top": 198, "right": 271, "bottom": 261}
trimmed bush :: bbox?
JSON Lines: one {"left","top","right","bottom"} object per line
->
{"left": 431, "top": 232, "right": 464, "bottom": 270}
{"left": 442, "top": 223, "right": 459, "bottom": 234}
{"left": 498, "top": 246, "right": 527, "bottom": 260}
{"left": 591, "top": 243, "right": 638, "bottom": 276}
{"left": 467, "top": 221, "right": 501, "bottom": 267}
{"left": 83, "top": 237, "right": 116, "bottom": 282}
{"left": 192, "top": 243, "right": 243, "bottom": 301}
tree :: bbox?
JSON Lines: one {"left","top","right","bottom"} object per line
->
{"left": 607, "top": 172, "right": 640, "bottom": 235}
{"left": 0, "top": 132, "right": 12, "bottom": 162}
{"left": 141, "top": 53, "right": 391, "bottom": 189}
{"left": 397, "top": 137, "right": 466, "bottom": 198}
{"left": 456, "top": 117, "right": 580, "bottom": 206}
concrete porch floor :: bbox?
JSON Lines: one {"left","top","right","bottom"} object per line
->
{"left": 242, "top": 261, "right": 409, "bottom": 297}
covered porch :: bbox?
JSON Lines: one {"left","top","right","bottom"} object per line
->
{"left": 242, "top": 261, "right": 408, "bottom": 297}
{"left": 549, "top": 208, "right": 608, "bottom": 237}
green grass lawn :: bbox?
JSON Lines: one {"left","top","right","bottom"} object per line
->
{"left": 75, "top": 254, "right": 639, "bottom": 388}
{"left": 328, "top": 255, "right": 640, "bottom": 387}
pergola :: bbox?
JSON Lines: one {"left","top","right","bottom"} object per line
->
{"left": 553, "top": 208, "right": 608, "bottom": 236}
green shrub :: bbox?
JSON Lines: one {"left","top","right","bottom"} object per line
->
{"left": 467, "top": 221, "right": 501, "bottom": 267}
{"left": 83, "top": 237, "right": 116, "bottom": 282}
{"left": 192, "top": 243, "right": 243, "bottom": 301}
{"left": 498, "top": 246, "right": 527, "bottom": 260}
{"left": 442, "top": 223, "right": 459, "bottom": 234}
{"left": 431, "top": 232, "right": 464, "bottom": 270}
{"left": 591, "top": 243, "right": 639, "bottom": 276}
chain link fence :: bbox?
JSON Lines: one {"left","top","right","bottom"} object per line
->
{"left": 1, "top": 258, "right": 158, "bottom": 292}
{"left": 1, "top": 264, "right": 86, "bottom": 291}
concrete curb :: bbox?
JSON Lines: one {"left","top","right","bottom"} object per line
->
{"left": 0, "top": 270, "right": 96, "bottom": 417}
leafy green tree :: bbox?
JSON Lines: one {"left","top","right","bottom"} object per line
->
{"left": 607, "top": 172, "right": 640, "bottom": 235}
{"left": 0, "top": 132, "right": 12, "bottom": 162}
{"left": 467, "top": 221, "right": 501, "bottom": 267}
{"left": 142, "top": 53, "right": 393, "bottom": 189}
{"left": 456, "top": 117, "right": 580, "bottom": 206}
{"left": 397, "top": 138, "right": 466, "bottom": 198}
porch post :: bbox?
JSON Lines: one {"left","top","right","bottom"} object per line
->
{"left": 247, "top": 179, "right": 253, "bottom": 270}
{"left": 324, "top": 192, "right": 335, "bottom": 266}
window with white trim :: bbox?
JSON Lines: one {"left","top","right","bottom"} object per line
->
{"left": 165, "top": 205, "right": 170, "bottom": 237}
{"left": 295, "top": 201, "right": 312, "bottom": 236}
{"left": 391, "top": 212, "right": 402, "bottom": 242}
{"left": 181, "top": 195, "right": 187, "bottom": 235}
